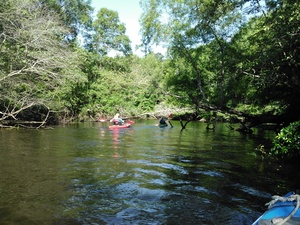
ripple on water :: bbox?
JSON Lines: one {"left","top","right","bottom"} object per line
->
{"left": 134, "top": 168, "right": 167, "bottom": 178}
{"left": 194, "top": 168, "right": 224, "bottom": 177}
{"left": 127, "top": 159, "right": 189, "bottom": 175}
{"left": 231, "top": 183, "right": 271, "bottom": 198}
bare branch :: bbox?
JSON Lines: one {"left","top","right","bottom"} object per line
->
{"left": 0, "top": 1, "right": 81, "bottom": 127}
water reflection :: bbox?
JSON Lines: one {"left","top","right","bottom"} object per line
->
{"left": 112, "top": 129, "right": 120, "bottom": 158}
{"left": 0, "top": 122, "right": 300, "bottom": 225}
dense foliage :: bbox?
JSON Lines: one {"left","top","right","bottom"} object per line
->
{"left": 0, "top": 0, "right": 167, "bottom": 124}
{"left": 140, "top": 0, "right": 300, "bottom": 121}
{"left": 0, "top": 0, "right": 299, "bottom": 135}
{"left": 0, "top": 0, "right": 83, "bottom": 124}
{"left": 271, "top": 121, "right": 300, "bottom": 159}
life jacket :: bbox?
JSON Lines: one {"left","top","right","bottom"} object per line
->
{"left": 159, "top": 118, "right": 167, "bottom": 124}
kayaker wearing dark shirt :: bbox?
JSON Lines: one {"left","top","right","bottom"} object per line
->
{"left": 159, "top": 117, "right": 168, "bottom": 126}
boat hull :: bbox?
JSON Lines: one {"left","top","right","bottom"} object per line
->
{"left": 109, "top": 124, "right": 131, "bottom": 129}
{"left": 253, "top": 192, "right": 300, "bottom": 225}
{"left": 159, "top": 123, "right": 168, "bottom": 128}
{"left": 108, "top": 120, "right": 134, "bottom": 129}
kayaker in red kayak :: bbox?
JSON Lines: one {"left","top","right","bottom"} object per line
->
{"left": 110, "top": 113, "right": 124, "bottom": 125}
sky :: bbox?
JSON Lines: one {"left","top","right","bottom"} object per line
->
{"left": 90, "top": 0, "right": 143, "bottom": 56}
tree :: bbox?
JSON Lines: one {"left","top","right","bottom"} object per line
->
{"left": 75, "top": 53, "right": 167, "bottom": 118}
{"left": 271, "top": 120, "right": 300, "bottom": 159}
{"left": 90, "top": 8, "right": 132, "bottom": 56}
{"left": 253, "top": 0, "right": 300, "bottom": 122}
{"left": 140, "top": 0, "right": 245, "bottom": 108}
{"left": 0, "top": 0, "right": 83, "bottom": 125}
{"left": 41, "top": 0, "right": 94, "bottom": 44}
{"left": 229, "top": 0, "right": 300, "bottom": 121}
{"left": 140, "top": 0, "right": 300, "bottom": 126}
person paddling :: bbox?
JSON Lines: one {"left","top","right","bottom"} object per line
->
{"left": 110, "top": 113, "right": 124, "bottom": 125}
{"left": 159, "top": 117, "right": 168, "bottom": 126}
{"left": 158, "top": 114, "right": 174, "bottom": 127}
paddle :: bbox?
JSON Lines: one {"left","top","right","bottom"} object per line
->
{"left": 126, "top": 120, "right": 134, "bottom": 124}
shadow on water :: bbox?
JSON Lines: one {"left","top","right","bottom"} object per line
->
{"left": 0, "top": 121, "right": 300, "bottom": 225}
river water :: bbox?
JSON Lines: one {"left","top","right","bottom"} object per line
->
{"left": 0, "top": 120, "right": 299, "bottom": 225}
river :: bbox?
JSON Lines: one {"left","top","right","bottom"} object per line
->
{"left": 0, "top": 120, "right": 299, "bottom": 225}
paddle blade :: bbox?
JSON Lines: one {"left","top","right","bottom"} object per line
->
{"left": 127, "top": 120, "right": 134, "bottom": 124}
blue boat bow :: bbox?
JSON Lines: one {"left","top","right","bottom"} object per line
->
{"left": 253, "top": 192, "right": 300, "bottom": 225}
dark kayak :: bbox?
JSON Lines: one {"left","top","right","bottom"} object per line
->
{"left": 159, "top": 123, "right": 168, "bottom": 128}
{"left": 252, "top": 191, "right": 300, "bottom": 225}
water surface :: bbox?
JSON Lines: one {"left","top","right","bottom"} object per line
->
{"left": 0, "top": 121, "right": 299, "bottom": 225}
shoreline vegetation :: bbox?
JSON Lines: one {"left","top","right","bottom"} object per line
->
{"left": 0, "top": 0, "right": 299, "bottom": 158}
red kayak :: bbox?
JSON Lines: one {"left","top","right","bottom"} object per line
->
{"left": 109, "top": 120, "right": 134, "bottom": 129}
{"left": 98, "top": 118, "right": 106, "bottom": 122}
